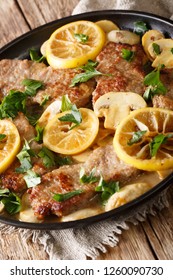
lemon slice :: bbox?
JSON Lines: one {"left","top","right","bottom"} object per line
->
{"left": 113, "top": 108, "right": 173, "bottom": 171}
{"left": 46, "top": 20, "right": 106, "bottom": 69}
{"left": 43, "top": 108, "right": 99, "bottom": 155}
{"left": 0, "top": 119, "right": 21, "bottom": 173}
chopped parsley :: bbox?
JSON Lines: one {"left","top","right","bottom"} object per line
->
{"left": 0, "top": 134, "right": 6, "bottom": 141}
{"left": 121, "top": 48, "right": 135, "bottom": 62}
{"left": 152, "top": 43, "right": 161, "bottom": 55}
{"left": 80, "top": 167, "right": 99, "bottom": 184}
{"left": 70, "top": 60, "right": 110, "bottom": 87}
{"left": 34, "top": 124, "right": 44, "bottom": 143}
{"left": 74, "top": 33, "right": 89, "bottom": 43}
{"left": 29, "top": 48, "right": 46, "bottom": 63}
{"left": 149, "top": 133, "right": 173, "bottom": 157}
{"left": 134, "top": 21, "right": 149, "bottom": 35}
{"left": 53, "top": 190, "right": 83, "bottom": 202}
{"left": 0, "top": 188, "right": 21, "bottom": 214}
{"left": 23, "top": 170, "right": 41, "bottom": 188}
{"left": 127, "top": 130, "right": 147, "bottom": 146}
{"left": 22, "top": 79, "right": 43, "bottom": 96}
{"left": 95, "top": 176, "right": 120, "bottom": 204}
{"left": 143, "top": 65, "right": 167, "bottom": 101}
{"left": 15, "top": 140, "right": 33, "bottom": 173}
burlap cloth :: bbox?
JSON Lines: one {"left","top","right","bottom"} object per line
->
{"left": 1, "top": 0, "right": 173, "bottom": 260}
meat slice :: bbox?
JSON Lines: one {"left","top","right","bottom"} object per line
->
{"left": 92, "top": 42, "right": 147, "bottom": 103}
{"left": 29, "top": 145, "right": 139, "bottom": 219}
{"left": 0, "top": 59, "right": 95, "bottom": 107}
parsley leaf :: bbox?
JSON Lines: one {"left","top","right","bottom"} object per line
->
{"left": 23, "top": 170, "right": 41, "bottom": 188}
{"left": 171, "top": 48, "right": 173, "bottom": 54}
{"left": 0, "top": 188, "right": 21, "bottom": 214}
{"left": 29, "top": 49, "right": 46, "bottom": 63}
{"left": 127, "top": 130, "right": 147, "bottom": 146}
{"left": 40, "top": 95, "right": 50, "bottom": 106}
{"left": 134, "top": 21, "right": 149, "bottom": 35}
{"left": 149, "top": 133, "right": 173, "bottom": 157}
{"left": 22, "top": 79, "right": 43, "bottom": 97}
{"left": 59, "top": 104, "right": 82, "bottom": 129}
{"left": 152, "top": 43, "right": 161, "bottom": 55}
{"left": 54, "top": 154, "right": 72, "bottom": 166}
{"left": 74, "top": 33, "right": 89, "bottom": 43}
{"left": 70, "top": 60, "right": 110, "bottom": 87}
{"left": 34, "top": 124, "right": 44, "bottom": 143}
{"left": 53, "top": 190, "right": 83, "bottom": 202}
{"left": 121, "top": 48, "right": 135, "bottom": 62}
{"left": 60, "top": 95, "right": 73, "bottom": 112}
{"left": 0, "top": 90, "right": 26, "bottom": 119}
{"left": 15, "top": 140, "right": 33, "bottom": 173}
{"left": 143, "top": 66, "right": 167, "bottom": 101}
{"left": 80, "top": 167, "right": 99, "bottom": 184}
{"left": 0, "top": 134, "right": 6, "bottom": 141}
{"left": 38, "top": 147, "right": 72, "bottom": 168}
{"left": 95, "top": 177, "right": 120, "bottom": 204}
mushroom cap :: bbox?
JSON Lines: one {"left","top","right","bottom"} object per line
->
{"left": 107, "top": 30, "right": 140, "bottom": 45}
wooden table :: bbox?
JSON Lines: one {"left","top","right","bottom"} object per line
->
{"left": 0, "top": 0, "right": 173, "bottom": 260}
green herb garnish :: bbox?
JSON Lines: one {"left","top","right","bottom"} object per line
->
{"left": 29, "top": 49, "right": 46, "bottom": 63}
{"left": 143, "top": 65, "right": 167, "bottom": 101}
{"left": 171, "top": 48, "right": 173, "bottom": 54}
{"left": 149, "top": 133, "right": 173, "bottom": 157}
{"left": 60, "top": 95, "right": 73, "bottom": 112}
{"left": 152, "top": 43, "right": 161, "bottom": 55}
{"left": 15, "top": 140, "right": 33, "bottom": 173}
{"left": 53, "top": 190, "right": 83, "bottom": 202}
{"left": 38, "top": 147, "right": 72, "bottom": 168}
{"left": 22, "top": 79, "right": 43, "bottom": 97}
{"left": 0, "top": 188, "right": 21, "bottom": 214}
{"left": 95, "top": 177, "right": 120, "bottom": 204}
{"left": 121, "top": 48, "right": 135, "bottom": 62}
{"left": 40, "top": 95, "right": 50, "bottom": 106}
{"left": 23, "top": 170, "right": 41, "bottom": 188}
{"left": 74, "top": 33, "right": 89, "bottom": 43}
{"left": 70, "top": 60, "right": 110, "bottom": 87}
{"left": 80, "top": 167, "right": 99, "bottom": 184}
{"left": 0, "top": 134, "right": 6, "bottom": 141}
{"left": 54, "top": 154, "right": 72, "bottom": 166}
{"left": 34, "top": 124, "right": 44, "bottom": 143}
{"left": 127, "top": 130, "right": 147, "bottom": 146}
{"left": 134, "top": 21, "right": 149, "bottom": 35}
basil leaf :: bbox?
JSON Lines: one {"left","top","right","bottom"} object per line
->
{"left": 149, "top": 133, "right": 173, "bottom": 157}
{"left": 80, "top": 167, "right": 99, "bottom": 184}
{"left": 29, "top": 49, "right": 46, "bottom": 63}
{"left": 23, "top": 170, "right": 41, "bottom": 188}
{"left": 53, "top": 190, "right": 83, "bottom": 202}
{"left": 74, "top": 33, "right": 89, "bottom": 43}
{"left": 127, "top": 130, "right": 147, "bottom": 146}
{"left": 143, "top": 66, "right": 167, "bottom": 101}
{"left": 152, "top": 43, "right": 161, "bottom": 55}
{"left": 0, "top": 189, "right": 21, "bottom": 215}
{"left": 0, "top": 134, "right": 6, "bottom": 141}
{"left": 61, "top": 95, "right": 73, "bottom": 112}
{"left": 16, "top": 140, "right": 33, "bottom": 173}
{"left": 22, "top": 79, "right": 43, "bottom": 97}
{"left": 121, "top": 48, "right": 135, "bottom": 62}
{"left": 134, "top": 21, "right": 149, "bottom": 35}
{"left": 95, "top": 177, "right": 120, "bottom": 204}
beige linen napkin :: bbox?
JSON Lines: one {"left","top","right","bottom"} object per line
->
{"left": 1, "top": 0, "right": 173, "bottom": 260}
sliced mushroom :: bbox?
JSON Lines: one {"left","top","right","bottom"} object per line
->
{"left": 94, "top": 92, "right": 147, "bottom": 130}
{"left": 142, "top": 30, "right": 164, "bottom": 60}
{"left": 148, "top": 38, "right": 173, "bottom": 59}
{"left": 105, "top": 183, "right": 151, "bottom": 211}
{"left": 19, "top": 192, "right": 42, "bottom": 223}
{"left": 38, "top": 99, "right": 62, "bottom": 127}
{"left": 107, "top": 30, "right": 140, "bottom": 45}
{"left": 152, "top": 49, "right": 173, "bottom": 68}
{"left": 95, "top": 20, "right": 119, "bottom": 33}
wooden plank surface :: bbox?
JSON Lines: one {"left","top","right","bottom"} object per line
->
{"left": 0, "top": 0, "right": 173, "bottom": 260}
